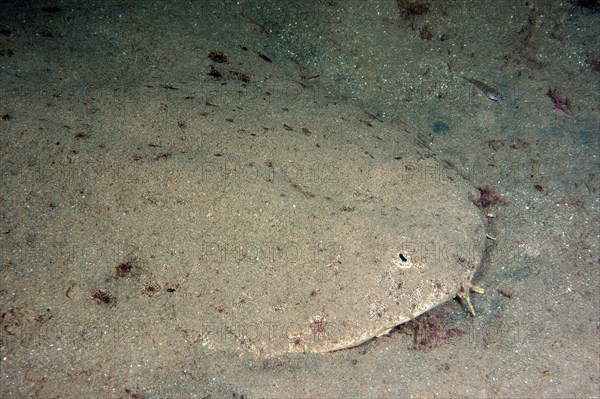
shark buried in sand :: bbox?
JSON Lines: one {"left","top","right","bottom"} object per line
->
{"left": 23, "top": 87, "right": 488, "bottom": 357}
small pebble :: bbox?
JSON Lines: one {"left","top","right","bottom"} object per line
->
{"left": 432, "top": 121, "right": 450, "bottom": 134}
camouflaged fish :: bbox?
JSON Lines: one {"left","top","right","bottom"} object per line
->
{"left": 463, "top": 77, "right": 502, "bottom": 101}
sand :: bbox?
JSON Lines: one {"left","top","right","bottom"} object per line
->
{"left": 1, "top": 0, "right": 598, "bottom": 397}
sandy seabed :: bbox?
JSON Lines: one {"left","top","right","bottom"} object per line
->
{"left": 1, "top": 1, "right": 598, "bottom": 397}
